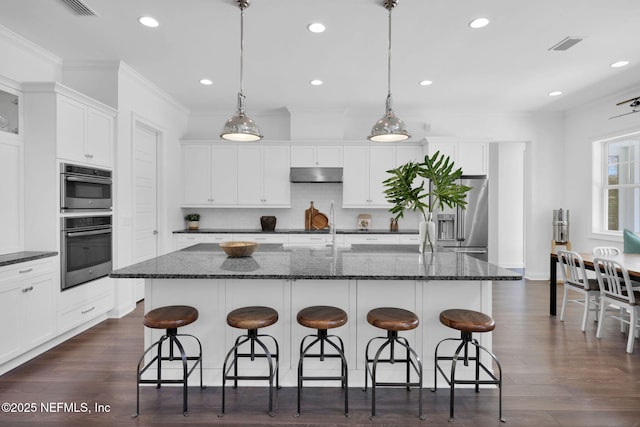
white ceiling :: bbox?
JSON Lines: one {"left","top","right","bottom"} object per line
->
{"left": 1, "top": 0, "right": 639, "bottom": 115}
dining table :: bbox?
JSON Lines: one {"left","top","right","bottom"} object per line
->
{"left": 549, "top": 252, "right": 640, "bottom": 315}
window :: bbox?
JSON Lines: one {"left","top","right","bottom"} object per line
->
{"left": 599, "top": 133, "right": 640, "bottom": 233}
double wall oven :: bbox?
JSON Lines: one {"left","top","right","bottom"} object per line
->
{"left": 60, "top": 163, "right": 113, "bottom": 291}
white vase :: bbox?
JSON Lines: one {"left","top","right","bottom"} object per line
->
{"left": 418, "top": 216, "right": 436, "bottom": 253}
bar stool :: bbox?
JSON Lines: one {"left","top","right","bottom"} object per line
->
{"left": 295, "top": 305, "right": 349, "bottom": 417}
{"left": 363, "top": 307, "right": 424, "bottom": 420}
{"left": 133, "top": 305, "right": 203, "bottom": 417}
{"left": 432, "top": 308, "right": 504, "bottom": 422}
{"left": 220, "top": 306, "right": 280, "bottom": 417}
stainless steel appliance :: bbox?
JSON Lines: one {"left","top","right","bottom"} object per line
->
{"left": 60, "top": 215, "right": 112, "bottom": 290}
{"left": 60, "top": 163, "right": 112, "bottom": 211}
{"left": 435, "top": 176, "right": 488, "bottom": 261}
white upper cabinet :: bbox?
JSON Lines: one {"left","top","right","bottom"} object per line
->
{"left": 343, "top": 145, "right": 397, "bottom": 208}
{"left": 23, "top": 82, "right": 116, "bottom": 169}
{"left": 0, "top": 140, "right": 22, "bottom": 254}
{"left": 290, "top": 145, "right": 343, "bottom": 167}
{"left": 182, "top": 143, "right": 237, "bottom": 206}
{"left": 57, "top": 95, "right": 114, "bottom": 167}
{"left": 0, "top": 80, "right": 22, "bottom": 140}
{"left": 237, "top": 145, "right": 291, "bottom": 207}
{"left": 427, "top": 141, "right": 488, "bottom": 176}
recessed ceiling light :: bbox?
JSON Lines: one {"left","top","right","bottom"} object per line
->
{"left": 549, "top": 91, "right": 563, "bottom": 97}
{"left": 200, "top": 78, "right": 213, "bottom": 86}
{"left": 610, "top": 60, "right": 629, "bottom": 68}
{"left": 309, "top": 79, "right": 323, "bottom": 86}
{"left": 419, "top": 80, "right": 433, "bottom": 86}
{"left": 469, "top": 18, "right": 490, "bottom": 29}
{"left": 307, "top": 22, "right": 326, "bottom": 33}
{"left": 138, "top": 16, "right": 159, "bottom": 28}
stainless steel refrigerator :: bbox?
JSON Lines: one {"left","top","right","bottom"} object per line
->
{"left": 434, "top": 176, "right": 488, "bottom": 261}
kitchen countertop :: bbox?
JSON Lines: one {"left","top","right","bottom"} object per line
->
{"left": 0, "top": 251, "right": 58, "bottom": 267}
{"left": 110, "top": 243, "right": 520, "bottom": 281}
{"left": 173, "top": 228, "right": 419, "bottom": 234}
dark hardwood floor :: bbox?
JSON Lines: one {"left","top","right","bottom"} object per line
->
{"left": 2, "top": 279, "right": 640, "bottom": 426}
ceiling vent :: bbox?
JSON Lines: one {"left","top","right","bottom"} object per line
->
{"left": 59, "top": 0, "right": 98, "bottom": 16}
{"left": 548, "top": 36, "right": 583, "bottom": 51}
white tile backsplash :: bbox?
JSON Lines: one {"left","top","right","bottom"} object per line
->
{"left": 182, "top": 183, "right": 421, "bottom": 231}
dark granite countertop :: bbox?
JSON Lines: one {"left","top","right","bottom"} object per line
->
{"left": 173, "top": 228, "right": 419, "bottom": 235}
{"left": 110, "top": 243, "right": 521, "bottom": 281}
{"left": 0, "top": 251, "right": 58, "bottom": 267}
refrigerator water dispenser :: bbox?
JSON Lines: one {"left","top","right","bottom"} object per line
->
{"left": 437, "top": 214, "right": 455, "bottom": 241}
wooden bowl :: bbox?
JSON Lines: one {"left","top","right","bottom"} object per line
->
{"left": 219, "top": 241, "right": 259, "bottom": 257}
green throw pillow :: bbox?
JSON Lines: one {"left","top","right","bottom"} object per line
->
{"left": 623, "top": 229, "right": 640, "bottom": 254}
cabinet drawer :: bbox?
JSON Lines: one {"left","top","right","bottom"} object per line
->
{"left": 58, "top": 293, "right": 113, "bottom": 333}
{"left": 234, "top": 234, "right": 287, "bottom": 244}
{"left": 343, "top": 234, "right": 399, "bottom": 245}
{"left": 58, "top": 276, "right": 113, "bottom": 311}
{"left": 0, "top": 258, "right": 56, "bottom": 282}
{"left": 398, "top": 234, "right": 420, "bottom": 244}
{"left": 288, "top": 234, "right": 331, "bottom": 246}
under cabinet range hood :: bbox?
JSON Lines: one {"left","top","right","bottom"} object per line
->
{"left": 290, "top": 167, "right": 343, "bottom": 183}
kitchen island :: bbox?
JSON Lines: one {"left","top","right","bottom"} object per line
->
{"left": 110, "top": 243, "right": 521, "bottom": 387}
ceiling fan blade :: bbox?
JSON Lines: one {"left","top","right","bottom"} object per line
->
{"left": 608, "top": 110, "right": 640, "bottom": 120}
{"left": 615, "top": 96, "right": 640, "bottom": 106}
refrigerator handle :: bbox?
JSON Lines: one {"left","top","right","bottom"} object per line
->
{"left": 456, "top": 204, "right": 465, "bottom": 242}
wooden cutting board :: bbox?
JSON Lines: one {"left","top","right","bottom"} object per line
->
{"left": 305, "top": 201, "right": 329, "bottom": 230}
{"left": 305, "top": 201, "right": 319, "bottom": 230}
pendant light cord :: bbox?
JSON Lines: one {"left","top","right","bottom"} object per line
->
{"left": 239, "top": 6, "right": 244, "bottom": 96}
{"left": 387, "top": 6, "right": 392, "bottom": 99}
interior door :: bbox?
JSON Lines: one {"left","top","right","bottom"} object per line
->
{"left": 133, "top": 123, "right": 158, "bottom": 302}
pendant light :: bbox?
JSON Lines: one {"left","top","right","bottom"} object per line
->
{"left": 368, "top": 0, "right": 410, "bottom": 142}
{"left": 221, "top": 0, "right": 263, "bottom": 142}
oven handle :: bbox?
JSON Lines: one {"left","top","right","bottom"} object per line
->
{"left": 65, "top": 228, "right": 112, "bottom": 238}
{"left": 64, "top": 175, "right": 112, "bottom": 185}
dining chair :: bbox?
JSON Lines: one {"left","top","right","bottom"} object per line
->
{"left": 594, "top": 257, "right": 640, "bottom": 353}
{"left": 557, "top": 250, "right": 601, "bottom": 332}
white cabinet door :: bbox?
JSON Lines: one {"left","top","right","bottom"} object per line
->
{"left": 343, "top": 145, "right": 395, "bottom": 207}
{"left": 369, "top": 146, "right": 395, "bottom": 206}
{"left": 237, "top": 146, "right": 263, "bottom": 205}
{"left": 0, "top": 279, "right": 22, "bottom": 364}
{"left": 291, "top": 145, "right": 343, "bottom": 167}
{"left": 238, "top": 145, "right": 290, "bottom": 207}
{"left": 211, "top": 145, "right": 238, "bottom": 205}
{"left": 57, "top": 95, "right": 113, "bottom": 167}
{"left": 85, "top": 108, "right": 113, "bottom": 167}
{"left": 0, "top": 140, "right": 21, "bottom": 254}
{"left": 342, "top": 146, "right": 370, "bottom": 207}
{"left": 182, "top": 144, "right": 212, "bottom": 205}
{"left": 182, "top": 143, "right": 238, "bottom": 206}
{"left": 456, "top": 143, "right": 488, "bottom": 175}
{"left": 263, "top": 146, "right": 290, "bottom": 206}
{"left": 396, "top": 145, "right": 424, "bottom": 166}
{"left": 57, "top": 96, "right": 86, "bottom": 162}
{"left": 22, "top": 273, "right": 56, "bottom": 348}
{"left": 428, "top": 142, "right": 487, "bottom": 176}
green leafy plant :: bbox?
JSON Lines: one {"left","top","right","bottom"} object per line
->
{"left": 184, "top": 213, "right": 200, "bottom": 221}
{"left": 383, "top": 151, "right": 471, "bottom": 251}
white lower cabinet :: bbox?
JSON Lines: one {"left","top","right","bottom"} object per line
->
{"left": 0, "top": 259, "right": 56, "bottom": 365}
{"left": 57, "top": 276, "right": 114, "bottom": 334}
{"left": 174, "top": 233, "right": 230, "bottom": 250}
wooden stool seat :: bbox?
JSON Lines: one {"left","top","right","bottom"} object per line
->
{"left": 297, "top": 305, "right": 348, "bottom": 330}
{"left": 227, "top": 306, "right": 278, "bottom": 330}
{"left": 143, "top": 305, "right": 199, "bottom": 330}
{"left": 439, "top": 309, "right": 495, "bottom": 333}
{"left": 367, "top": 307, "right": 419, "bottom": 331}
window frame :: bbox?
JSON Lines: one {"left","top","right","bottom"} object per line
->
{"left": 592, "top": 131, "right": 640, "bottom": 236}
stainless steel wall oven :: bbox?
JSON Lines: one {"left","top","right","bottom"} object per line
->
{"left": 60, "top": 215, "right": 112, "bottom": 291}
{"left": 60, "top": 163, "right": 112, "bottom": 211}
